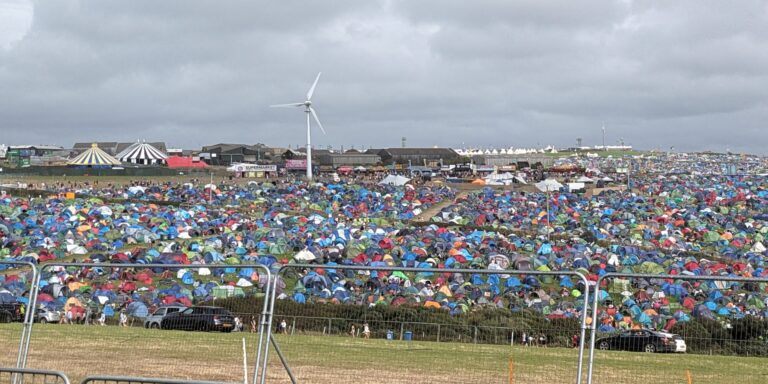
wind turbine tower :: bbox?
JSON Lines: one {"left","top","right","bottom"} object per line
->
{"left": 270, "top": 72, "right": 326, "bottom": 180}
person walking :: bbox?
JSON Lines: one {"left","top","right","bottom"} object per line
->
{"left": 363, "top": 322, "right": 371, "bottom": 339}
{"left": 119, "top": 310, "right": 128, "bottom": 327}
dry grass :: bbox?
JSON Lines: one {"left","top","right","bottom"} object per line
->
{"left": 2, "top": 324, "right": 768, "bottom": 384}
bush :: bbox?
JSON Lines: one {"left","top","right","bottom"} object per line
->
{"left": 217, "top": 297, "right": 768, "bottom": 354}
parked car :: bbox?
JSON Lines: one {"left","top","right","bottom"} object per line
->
{"left": 144, "top": 305, "right": 186, "bottom": 329}
{"left": 597, "top": 329, "right": 687, "bottom": 353}
{"left": 0, "top": 302, "right": 24, "bottom": 323}
{"left": 160, "top": 306, "right": 234, "bottom": 332}
{"left": 35, "top": 307, "right": 61, "bottom": 324}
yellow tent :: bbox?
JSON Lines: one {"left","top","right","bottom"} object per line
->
{"left": 64, "top": 297, "right": 83, "bottom": 311}
{"left": 68, "top": 282, "right": 86, "bottom": 291}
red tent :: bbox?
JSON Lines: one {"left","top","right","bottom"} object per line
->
{"left": 167, "top": 156, "right": 208, "bottom": 169}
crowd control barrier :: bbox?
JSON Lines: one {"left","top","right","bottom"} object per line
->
{"left": 80, "top": 375, "right": 227, "bottom": 384}
{"left": 22, "top": 263, "right": 272, "bottom": 384}
{"left": 0, "top": 367, "right": 70, "bottom": 384}
{"left": 0, "top": 261, "right": 39, "bottom": 370}
{"left": 586, "top": 273, "right": 768, "bottom": 384}
{"left": 263, "top": 264, "right": 590, "bottom": 384}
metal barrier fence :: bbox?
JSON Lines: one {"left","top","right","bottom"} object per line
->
{"left": 0, "top": 367, "right": 70, "bottom": 384}
{"left": 276, "top": 315, "right": 549, "bottom": 345}
{"left": 80, "top": 375, "right": 227, "bottom": 384}
{"left": 21, "top": 263, "right": 272, "bottom": 384}
{"left": 0, "top": 261, "right": 38, "bottom": 370}
{"left": 264, "top": 264, "right": 590, "bottom": 384}
{"left": 587, "top": 273, "right": 768, "bottom": 384}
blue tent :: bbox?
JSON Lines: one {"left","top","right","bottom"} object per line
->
{"left": 127, "top": 302, "right": 149, "bottom": 318}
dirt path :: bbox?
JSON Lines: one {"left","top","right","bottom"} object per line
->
{"left": 412, "top": 191, "right": 469, "bottom": 223}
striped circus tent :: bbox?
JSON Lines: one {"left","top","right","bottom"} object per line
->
{"left": 117, "top": 141, "right": 168, "bottom": 165}
{"left": 67, "top": 143, "right": 121, "bottom": 167}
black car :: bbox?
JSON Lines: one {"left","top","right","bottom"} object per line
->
{"left": 0, "top": 302, "right": 24, "bottom": 323}
{"left": 596, "top": 329, "right": 687, "bottom": 353}
{"left": 160, "top": 306, "right": 235, "bottom": 332}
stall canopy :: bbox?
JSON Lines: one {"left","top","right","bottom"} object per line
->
{"left": 68, "top": 144, "right": 121, "bottom": 167}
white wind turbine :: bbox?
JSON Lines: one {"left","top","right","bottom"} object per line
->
{"left": 270, "top": 72, "right": 326, "bottom": 180}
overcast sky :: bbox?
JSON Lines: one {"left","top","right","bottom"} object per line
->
{"left": 1, "top": 0, "right": 767, "bottom": 153}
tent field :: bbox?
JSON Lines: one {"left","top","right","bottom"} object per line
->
{"left": 1, "top": 324, "right": 765, "bottom": 384}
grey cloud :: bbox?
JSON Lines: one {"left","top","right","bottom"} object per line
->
{"left": 0, "top": 0, "right": 766, "bottom": 153}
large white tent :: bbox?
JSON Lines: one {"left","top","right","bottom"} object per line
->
{"left": 534, "top": 179, "right": 564, "bottom": 192}
{"left": 378, "top": 174, "right": 411, "bottom": 186}
{"left": 117, "top": 142, "right": 168, "bottom": 165}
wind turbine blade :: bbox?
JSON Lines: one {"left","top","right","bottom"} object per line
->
{"left": 306, "top": 72, "right": 322, "bottom": 100}
{"left": 310, "top": 107, "right": 326, "bottom": 135}
{"left": 269, "top": 103, "right": 304, "bottom": 108}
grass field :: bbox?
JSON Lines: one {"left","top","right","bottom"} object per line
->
{"left": 2, "top": 324, "right": 767, "bottom": 384}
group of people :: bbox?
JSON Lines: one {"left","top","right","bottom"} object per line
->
{"left": 348, "top": 322, "right": 371, "bottom": 339}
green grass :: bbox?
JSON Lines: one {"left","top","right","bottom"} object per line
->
{"left": 2, "top": 324, "right": 767, "bottom": 384}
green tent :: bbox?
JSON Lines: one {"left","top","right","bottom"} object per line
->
{"left": 636, "top": 261, "right": 665, "bottom": 275}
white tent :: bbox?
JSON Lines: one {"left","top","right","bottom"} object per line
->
{"left": 601, "top": 176, "right": 614, "bottom": 182}
{"left": 117, "top": 142, "right": 168, "bottom": 165}
{"left": 378, "top": 174, "right": 411, "bottom": 186}
{"left": 576, "top": 176, "right": 594, "bottom": 183}
{"left": 535, "top": 179, "right": 563, "bottom": 192}
{"left": 294, "top": 249, "right": 316, "bottom": 262}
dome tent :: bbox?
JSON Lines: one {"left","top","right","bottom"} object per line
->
{"left": 117, "top": 141, "right": 168, "bottom": 165}
{"left": 68, "top": 143, "right": 121, "bottom": 167}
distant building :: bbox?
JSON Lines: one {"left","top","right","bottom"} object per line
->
{"left": 6, "top": 145, "right": 65, "bottom": 167}
{"left": 369, "top": 148, "right": 461, "bottom": 166}
{"left": 201, "top": 143, "right": 269, "bottom": 165}
{"left": 472, "top": 154, "right": 554, "bottom": 169}
{"left": 316, "top": 152, "right": 381, "bottom": 167}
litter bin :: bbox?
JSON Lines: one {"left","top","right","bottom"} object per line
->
{"left": 404, "top": 331, "right": 413, "bottom": 341}
{"left": 386, "top": 330, "right": 394, "bottom": 340}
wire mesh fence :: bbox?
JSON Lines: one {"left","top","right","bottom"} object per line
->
{"left": 21, "top": 263, "right": 271, "bottom": 384}
{"left": 258, "top": 264, "right": 589, "bottom": 384}
{"left": 0, "top": 261, "right": 38, "bottom": 369}
{"left": 0, "top": 367, "right": 70, "bottom": 384}
{"left": 587, "top": 273, "right": 768, "bottom": 384}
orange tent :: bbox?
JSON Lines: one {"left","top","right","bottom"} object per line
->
{"left": 471, "top": 179, "right": 486, "bottom": 185}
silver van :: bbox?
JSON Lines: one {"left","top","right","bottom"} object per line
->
{"left": 144, "top": 305, "right": 186, "bottom": 329}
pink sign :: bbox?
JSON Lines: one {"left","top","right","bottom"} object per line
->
{"left": 285, "top": 159, "right": 307, "bottom": 170}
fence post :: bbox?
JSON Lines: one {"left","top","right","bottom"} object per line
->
{"left": 437, "top": 324, "right": 441, "bottom": 343}
{"left": 474, "top": 326, "right": 478, "bottom": 344}
{"left": 291, "top": 317, "right": 296, "bottom": 336}
{"left": 399, "top": 322, "right": 404, "bottom": 341}
{"left": 328, "top": 318, "right": 332, "bottom": 335}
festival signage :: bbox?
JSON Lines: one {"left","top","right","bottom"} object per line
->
{"left": 285, "top": 159, "right": 307, "bottom": 170}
